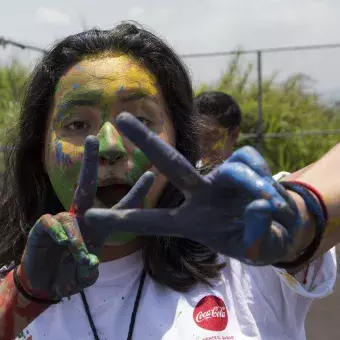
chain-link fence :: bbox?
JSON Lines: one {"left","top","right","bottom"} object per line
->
{"left": 1, "top": 36, "right": 340, "bottom": 340}
{"left": 1, "top": 37, "right": 340, "bottom": 156}
{"left": 182, "top": 43, "right": 340, "bottom": 153}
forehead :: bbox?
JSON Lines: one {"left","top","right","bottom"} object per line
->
{"left": 55, "top": 53, "right": 158, "bottom": 99}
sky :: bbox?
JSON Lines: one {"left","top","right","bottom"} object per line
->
{"left": 1, "top": 0, "right": 340, "bottom": 96}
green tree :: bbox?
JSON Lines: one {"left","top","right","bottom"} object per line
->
{"left": 196, "top": 54, "right": 340, "bottom": 173}
{"left": 0, "top": 61, "right": 28, "bottom": 166}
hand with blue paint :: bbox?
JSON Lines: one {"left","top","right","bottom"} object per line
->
{"left": 16, "top": 136, "right": 154, "bottom": 301}
{"left": 86, "top": 112, "right": 302, "bottom": 266}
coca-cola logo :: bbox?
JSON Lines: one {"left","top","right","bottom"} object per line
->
{"left": 193, "top": 295, "right": 228, "bottom": 331}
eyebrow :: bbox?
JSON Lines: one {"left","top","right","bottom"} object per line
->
{"left": 119, "top": 92, "right": 154, "bottom": 103}
{"left": 56, "top": 89, "right": 155, "bottom": 113}
{"left": 56, "top": 89, "right": 103, "bottom": 113}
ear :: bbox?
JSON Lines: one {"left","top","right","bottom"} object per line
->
{"left": 229, "top": 127, "right": 239, "bottom": 145}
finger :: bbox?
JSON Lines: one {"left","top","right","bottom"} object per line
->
{"left": 243, "top": 199, "right": 290, "bottom": 265}
{"left": 227, "top": 146, "right": 272, "bottom": 177}
{"left": 113, "top": 171, "right": 155, "bottom": 209}
{"left": 226, "top": 147, "right": 299, "bottom": 215}
{"left": 212, "top": 161, "right": 288, "bottom": 208}
{"left": 70, "top": 135, "right": 99, "bottom": 216}
{"left": 28, "top": 214, "right": 69, "bottom": 246}
{"left": 212, "top": 161, "right": 300, "bottom": 229}
{"left": 55, "top": 213, "right": 99, "bottom": 270}
{"left": 85, "top": 208, "right": 183, "bottom": 237}
{"left": 116, "top": 112, "right": 205, "bottom": 195}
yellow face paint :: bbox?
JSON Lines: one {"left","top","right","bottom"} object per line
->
{"left": 44, "top": 53, "right": 175, "bottom": 245}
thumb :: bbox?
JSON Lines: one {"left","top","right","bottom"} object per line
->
{"left": 243, "top": 199, "right": 290, "bottom": 265}
{"left": 113, "top": 171, "right": 155, "bottom": 209}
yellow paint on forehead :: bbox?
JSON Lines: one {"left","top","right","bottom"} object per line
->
{"left": 55, "top": 53, "right": 158, "bottom": 102}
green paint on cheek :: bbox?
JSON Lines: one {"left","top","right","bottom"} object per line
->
{"left": 106, "top": 231, "right": 137, "bottom": 244}
{"left": 48, "top": 161, "right": 82, "bottom": 210}
{"left": 125, "top": 149, "right": 151, "bottom": 185}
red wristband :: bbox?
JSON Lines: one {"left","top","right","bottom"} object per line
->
{"left": 291, "top": 181, "right": 328, "bottom": 222}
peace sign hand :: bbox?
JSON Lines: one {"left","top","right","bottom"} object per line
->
{"left": 17, "top": 136, "right": 154, "bottom": 301}
{"left": 86, "top": 112, "right": 302, "bottom": 266}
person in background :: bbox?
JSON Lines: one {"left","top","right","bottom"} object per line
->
{"left": 194, "top": 91, "right": 292, "bottom": 181}
{"left": 194, "top": 91, "right": 241, "bottom": 170}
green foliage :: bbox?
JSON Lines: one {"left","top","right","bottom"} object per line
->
{"left": 195, "top": 54, "right": 340, "bottom": 173}
{"left": 0, "top": 61, "right": 28, "bottom": 168}
{"left": 1, "top": 56, "right": 339, "bottom": 175}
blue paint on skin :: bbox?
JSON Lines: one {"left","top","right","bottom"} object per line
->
{"left": 85, "top": 114, "right": 303, "bottom": 266}
{"left": 243, "top": 200, "right": 272, "bottom": 248}
{"left": 56, "top": 139, "right": 63, "bottom": 165}
{"left": 56, "top": 138, "right": 72, "bottom": 167}
{"left": 56, "top": 102, "right": 70, "bottom": 122}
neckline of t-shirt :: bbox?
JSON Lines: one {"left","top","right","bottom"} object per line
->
{"left": 96, "top": 249, "right": 143, "bottom": 284}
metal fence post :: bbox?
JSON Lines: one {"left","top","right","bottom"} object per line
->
{"left": 256, "top": 50, "right": 263, "bottom": 153}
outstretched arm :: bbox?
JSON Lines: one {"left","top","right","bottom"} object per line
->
{"left": 283, "top": 143, "right": 340, "bottom": 263}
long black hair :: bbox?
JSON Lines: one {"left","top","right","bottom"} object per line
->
{"left": 0, "top": 22, "right": 224, "bottom": 292}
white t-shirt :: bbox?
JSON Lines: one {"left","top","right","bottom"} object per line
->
{"left": 16, "top": 248, "right": 336, "bottom": 340}
{"left": 15, "top": 172, "right": 337, "bottom": 340}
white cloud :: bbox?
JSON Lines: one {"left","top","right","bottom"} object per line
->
{"left": 36, "top": 7, "right": 70, "bottom": 25}
{"left": 127, "top": 6, "right": 145, "bottom": 19}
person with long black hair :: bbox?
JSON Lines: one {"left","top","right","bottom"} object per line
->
{"left": 0, "top": 22, "right": 337, "bottom": 340}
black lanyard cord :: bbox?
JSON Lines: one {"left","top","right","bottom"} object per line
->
{"left": 80, "top": 270, "right": 146, "bottom": 340}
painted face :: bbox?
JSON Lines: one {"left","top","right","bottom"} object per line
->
{"left": 44, "top": 53, "right": 175, "bottom": 244}
{"left": 200, "top": 116, "right": 235, "bottom": 166}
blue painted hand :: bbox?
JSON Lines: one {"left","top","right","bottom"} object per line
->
{"left": 85, "top": 112, "right": 302, "bottom": 266}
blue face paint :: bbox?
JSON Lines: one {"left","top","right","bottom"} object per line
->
{"left": 56, "top": 138, "right": 72, "bottom": 167}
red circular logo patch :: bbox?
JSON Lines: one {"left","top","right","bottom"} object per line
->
{"left": 193, "top": 295, "right": 228, "bottom": 331}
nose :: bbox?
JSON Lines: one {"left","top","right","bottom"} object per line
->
{"left": 97, "top": 122, "right": 127, "bottom": 165}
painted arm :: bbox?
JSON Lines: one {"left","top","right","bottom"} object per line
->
{"left": 0, "top": 136, "right": 154, "bottom": 339}
{"left": 283, "top": 143, "right": 340, "bottom": 262}
{"left": 0, "top": 270, "right": 50, "bottom": 339}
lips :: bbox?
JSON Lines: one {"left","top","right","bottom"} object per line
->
{"left": 96, "top": 183, "right": 132, "bottom": 208}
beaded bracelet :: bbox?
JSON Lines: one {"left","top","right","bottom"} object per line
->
{"left": 13, "top": 267, "right": 61, "bottom": 305}
{"left": 273, "top": 181, "right": 327, "bottom": 269}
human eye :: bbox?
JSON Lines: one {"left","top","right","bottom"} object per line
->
{"left": 66, "top": 121, "right": 91, "bottom": 131}
{"left": 136, "top": 116, "right": 153, "bottom": 126}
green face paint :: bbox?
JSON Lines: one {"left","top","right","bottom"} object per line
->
{"left": 46, "top": 54, "right": 164, "bottom": 247}
{"left": 125, "top": 149, "right": 151, "bottom": 186}
{"left": 48, "top": 161, "right": 82, "bottom": 210}
{"left": 105, "top": 196, "right": 148, "bottom": 244}
{"left": 105, "top": 231, "right": 139, "bottom": 244}
{"left": 46, "top": 136, "right": 83, "bottom": 211}
{"left": 98, "top": 123, "right": 127, "bottom": 162}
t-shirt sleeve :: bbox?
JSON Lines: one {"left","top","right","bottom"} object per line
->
{"left": 272, "top": 247, "right": 337, "bottom": 299}
{"left": 271, "top": 170, "right": 337, "bottom": 298}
